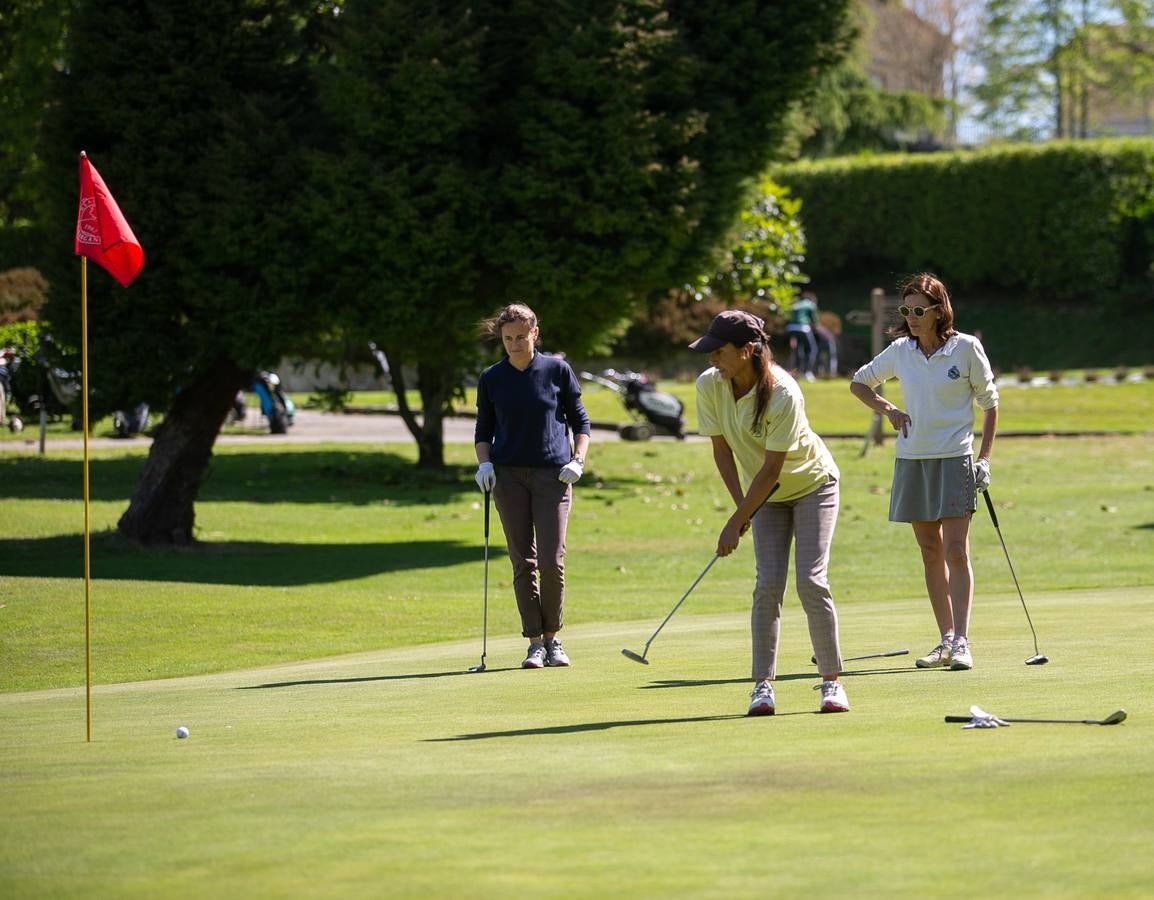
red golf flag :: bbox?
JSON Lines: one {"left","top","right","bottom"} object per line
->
{"left": 74, "top": 152, "right": 144, "bottom": 287}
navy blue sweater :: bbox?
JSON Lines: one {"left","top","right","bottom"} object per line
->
{"left": 474, "top": 352, "right": 591, "bottom": 467}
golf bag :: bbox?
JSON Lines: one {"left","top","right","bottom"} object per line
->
{"left": 5, "top": 335, "right": 82, "bottom": 429}
{"left": 112, "top": 402, "right": 151, "bottom": 438}
{"left": 580, "top": 368, "right": 685, "bottom": 441}
{"left": 252, "top": 370, "right": 295, "bottom": 434}
{"left": 0, "top": 347, "right": 22, "bottom": 432}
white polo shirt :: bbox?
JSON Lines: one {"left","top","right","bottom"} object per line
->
{"left": 696, "top": 364, "right": 839, "bottom": 503}
{"left": 851, "top": 333, "right": 999, "bottom": 460}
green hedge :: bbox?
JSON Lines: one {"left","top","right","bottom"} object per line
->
{"left": 774, "top": 139, "right": 1154, "bottom": 296}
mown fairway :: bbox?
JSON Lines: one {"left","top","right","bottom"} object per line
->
{"left": 2, "top": 417, "right": 1153, "bottom": 897}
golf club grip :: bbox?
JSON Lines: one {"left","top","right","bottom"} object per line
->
{"left": 484, "top": 489, "right": 491, "bottom": 537}
{"left": 944, "top": 715, "right": 972, "bottom": 722}
{"left": 982, "top": 490, "right": 998, "bottom": 527}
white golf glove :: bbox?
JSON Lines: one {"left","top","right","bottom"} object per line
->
{"left": 558, "top": 458, "right": 584, "bottom": 485}
{"left": 964, "top": 704, "right": 1009, "bottom": 729}
{"left": 475, "top": 462, "right": 495, "bottom": 492}
{"left": 974, "top": 458, "right": 991, "bottom": 493}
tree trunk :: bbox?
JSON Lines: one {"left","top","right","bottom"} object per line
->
{"left": 414, "top": 360, "right": 450, "bottom": 468}
{"left": 388, "top": 350, "right": 451, "bottom": 468}
{"left": 117, "top": 357, "right": 249, "bottom": 545}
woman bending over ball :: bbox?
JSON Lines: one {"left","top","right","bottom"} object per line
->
{"left": 690, "top": 310, "right": 848, "bottom": 716}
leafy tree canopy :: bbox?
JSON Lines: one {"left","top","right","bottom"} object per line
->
{"left": 308, "top": 0, "right": 852, "bottom": 441}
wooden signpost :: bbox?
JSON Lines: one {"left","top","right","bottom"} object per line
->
{"left": 849, "top": 288, "right": 902, "bottom": 457}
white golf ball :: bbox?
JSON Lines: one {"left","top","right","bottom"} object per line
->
{"left": 176, "top": 726, "right": 189, "bottom": 739}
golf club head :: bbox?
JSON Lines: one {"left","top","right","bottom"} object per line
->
{"left": 1102, "top": 709, "right": 1127, "bottom": 725}
{"left": 468, "top": 663, "right": 487, "bottom": 673}
{"left": 621, "top": 648, "right": 649, "bottom": 665}
{"left": 1025, "top": 654, "right": 1049, "bottom": 665}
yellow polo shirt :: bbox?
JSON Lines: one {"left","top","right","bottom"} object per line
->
{"left": 695, "top": 364, "right": 838, "bottom": 502}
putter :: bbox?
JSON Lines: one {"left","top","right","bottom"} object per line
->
{"left": 622, "top": 554, "right": 720, "bottom": 665}
{"left": 468, "top": 490, "right": 491, "bottom": 673}
{"left": 983, "top": 491, "right": 1049, "bottom": 665}
{"left": 811, "top": 648, "right": 909, "bottom": 665}
{"left": 945, "top": 708, "right": 1127, "bottom": 726}
{"left": 623, "top": 484, "right": 779, "bottom": 665}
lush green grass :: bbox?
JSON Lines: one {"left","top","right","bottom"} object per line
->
{"left": 2, "top": 588, "right": 1152, "bottom": 898}
{"left": 346, "top": 373, "right": 1154, "bottom": 436}
{"left": 3, "top": 433, "right": 1153, "bottom": 896}
{"left": 5, "top": 375, "right": 1151, "bottom": 446}
{"left": 2, "top": 435, "right": 1152, "bottom": 695}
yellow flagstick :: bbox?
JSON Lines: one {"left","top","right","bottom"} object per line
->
{"left": 81, "top": 256, "right": 93, "bottom": 742}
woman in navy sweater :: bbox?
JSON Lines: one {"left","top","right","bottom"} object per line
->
{"left": 474, "top": 303, "right": 591, "bottom": 669}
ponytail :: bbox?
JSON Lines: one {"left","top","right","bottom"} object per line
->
{"left": 750, "top": 342, "right": 774, "bottom": 433}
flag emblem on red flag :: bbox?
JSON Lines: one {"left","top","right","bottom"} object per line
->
{"left": 75, "top": 152, "right": 144, "bottom": 287}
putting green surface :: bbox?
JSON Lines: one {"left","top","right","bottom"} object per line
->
{"left": 3, "top": 587, "right": 1151, "bottom": 898}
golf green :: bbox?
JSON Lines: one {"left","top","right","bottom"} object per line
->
{"left": 3, "top": 586, "right": 1151, "bottom": 898}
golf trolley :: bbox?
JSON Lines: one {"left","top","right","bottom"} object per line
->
{"left": 579, "top": 368, "right": 685, "bottom": 441}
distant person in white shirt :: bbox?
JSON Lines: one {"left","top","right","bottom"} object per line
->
{"left": 849, "top": 273, "right": 999, "bottom": 672}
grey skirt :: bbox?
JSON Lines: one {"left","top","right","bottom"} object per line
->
{"left": 889, "top": 456, "right": 976, "bottom": 523}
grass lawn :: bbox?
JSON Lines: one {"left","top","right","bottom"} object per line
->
{"left": 2, "top": 430, "right": 1153, "bottom": 897}
{"left": 2, "top": 592, "right": 1152, "bottom": 898}
{"left": 342, "top": 372, "right": 1154, "bottom": 436}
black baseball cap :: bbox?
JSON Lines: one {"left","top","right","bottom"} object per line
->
{"left": 688, "top": 310, "right": 767, "bottom": 352}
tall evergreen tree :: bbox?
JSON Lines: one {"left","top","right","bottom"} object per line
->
{"left": 38, "top": 0, "right": 334, "bottom": 543}
{"left": 311, "top": 0, "right": 852, "bottom": 466}
{"left": 34, "top": 0, "right": 851, "bottom": 542}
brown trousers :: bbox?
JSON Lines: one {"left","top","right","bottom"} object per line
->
{"left": 492, "top": 465, "right": 571, "bottom": 638}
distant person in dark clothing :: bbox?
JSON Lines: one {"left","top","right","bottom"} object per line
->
{"left": 475, "top": 303, "right": 591, "bottom": 669}
{"left": 786, "top": 293, "right": 818, "bottom": 382}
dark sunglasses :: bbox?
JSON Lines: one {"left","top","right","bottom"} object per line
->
{"left": 898, "top": 303, "right": 939, "bottom": 318}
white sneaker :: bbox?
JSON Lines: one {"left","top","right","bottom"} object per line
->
{"left": 915, "top": 638, "right": 953, "bottom": 668}
{"left": 522, "top": 643, "right": 546, "bottom": 669}
{"left": 818, "top": 680, "right": 849, "bottom": 713}
{"left": 747, "top": 681, "right": 775, "bottom": 716}
{"left": 949, "top": 636, "right": 973, "bottom": 670}
{"left": 544, "top": 639, "right": 570, "bottom": 667}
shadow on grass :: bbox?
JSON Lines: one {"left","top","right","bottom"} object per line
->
{"left": 639, "top": 666, "right": 919, "bottom": 689}
{"left": 0, "top": 451, "right": 484, "bottom": 506}
{"left": 239, "top": 668, "right": 520, "bottom": 689}
{"left": 426, "top": 713, "right": 763, "bottom": 741}
{"left": 0, "top": 449, "right": 663, "bottom": 508}
{"left": 0, "top": 534, "right": 478, "bottom": 585}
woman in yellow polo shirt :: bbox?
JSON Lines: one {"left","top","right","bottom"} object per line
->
{"left": 690, "top": 310, "right": 848, "bottom": 716}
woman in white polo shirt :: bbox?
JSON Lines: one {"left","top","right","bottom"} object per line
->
{"left": 850, "top": 273, "right": 999, "bottom": 671}
{"left": 690, "top": 310, "right": 848, "bottom": 717}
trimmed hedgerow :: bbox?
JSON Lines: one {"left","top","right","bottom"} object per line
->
{"left": 774, "top": 139, "right": 1154, "bottom": 296}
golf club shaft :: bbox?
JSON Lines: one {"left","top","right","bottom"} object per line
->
{"left": 811, "top": 648, "right": 909, "bottom": 664}
{"left": 639, "top": 553, "right": 720, "bottom": 653}
{"left": 482, "top": 490, "right": 489, "bottom": 657}
{"left": 630, "top": 483, "right": 779, "bottom": 661}
{"left": 983, "top": 491, "right": 1043, "bottom": 656}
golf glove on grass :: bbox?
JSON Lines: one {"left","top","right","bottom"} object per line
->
{"left": 475, "top": 462, "right": 495, "bottom": 492}
{"left": 974, "top": 458, "right": 991, "bottom": 492}
{"left": 558, "top": 458, "right": 584, "bottom": 484}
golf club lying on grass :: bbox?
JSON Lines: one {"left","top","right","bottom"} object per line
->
{"left": 468, "top": 490, "right": 491, "bottom": 673}
{"left": 811, "top": 648, "right": 909, "bottom": 665}
{"left": 983, "top": 490, "right": 1049, "bottom": 665}
{"left": 945, "top": 704, "right": 1127, "bottom": 727}
{"left": 623, "top": 484, "right": 778, "bottom": 665}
